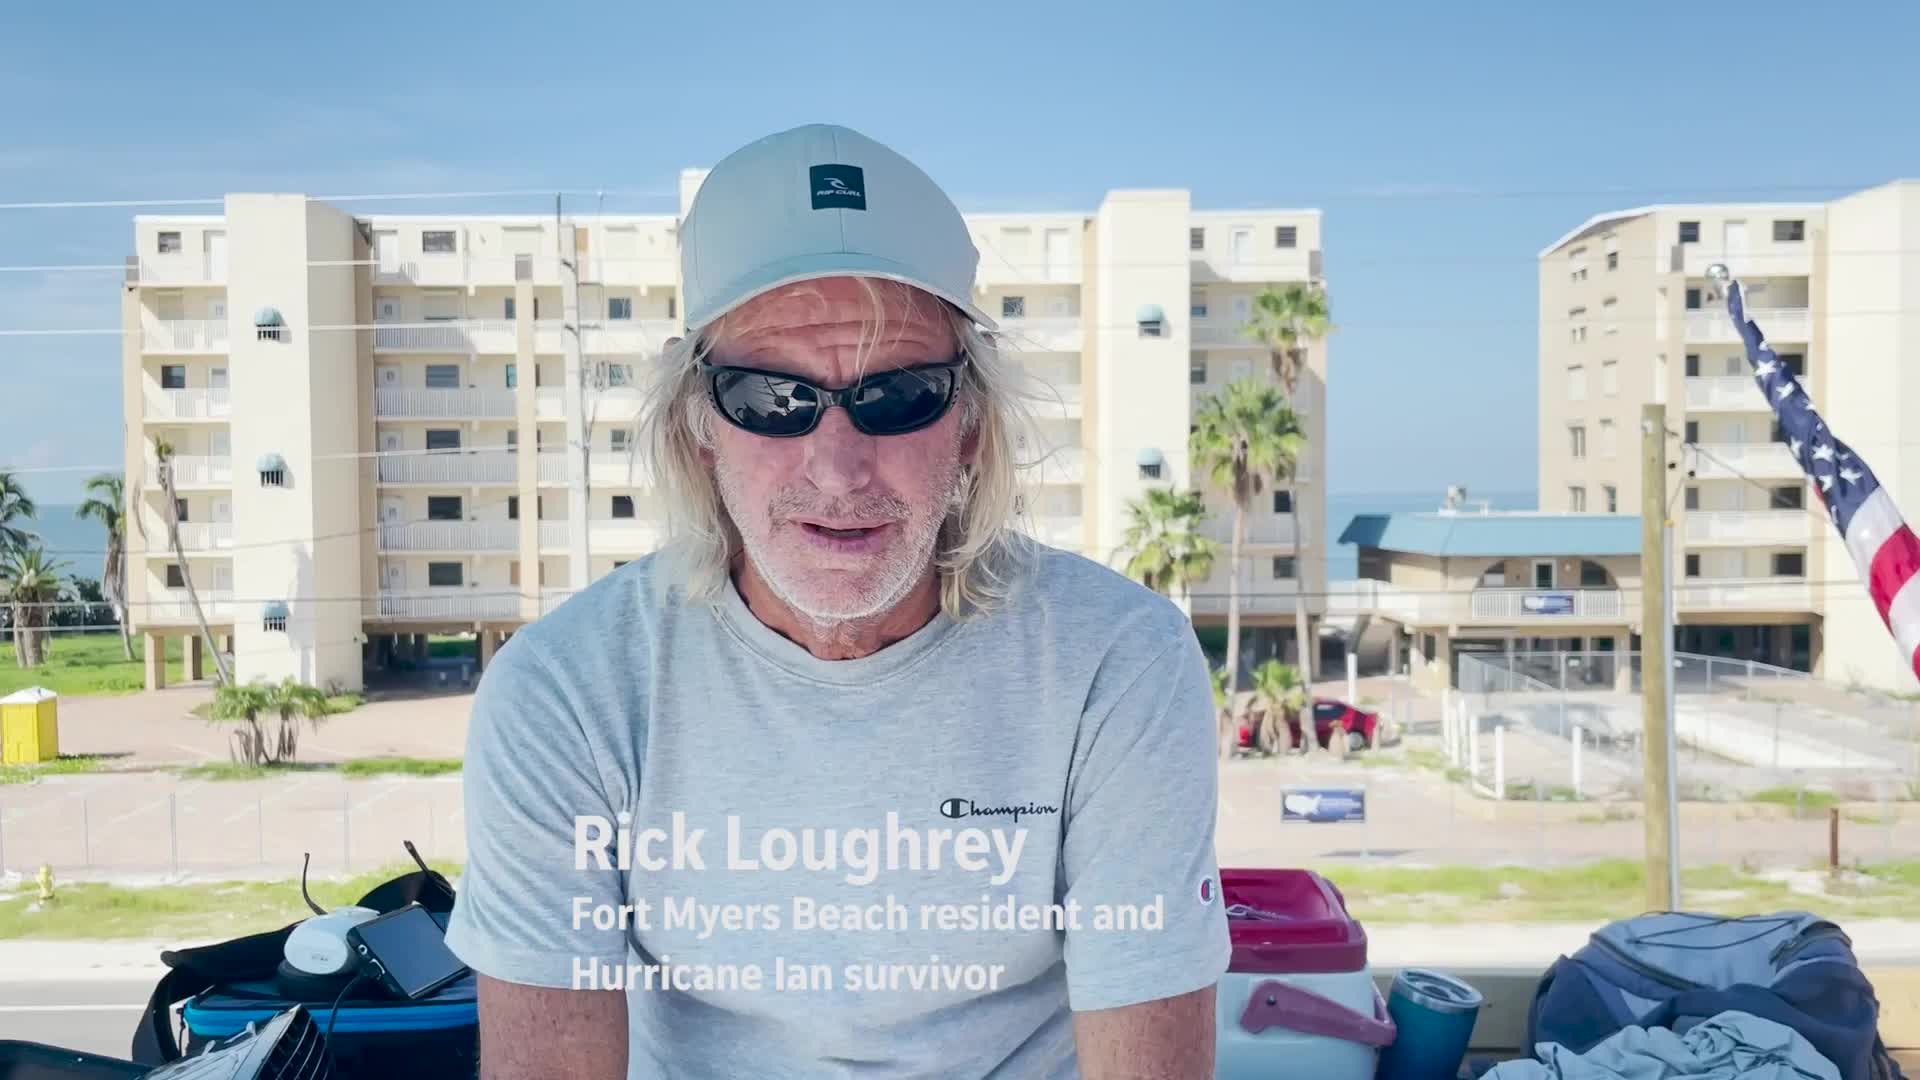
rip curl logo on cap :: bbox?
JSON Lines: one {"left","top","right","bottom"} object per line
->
{"left": 810, "top": 164, "right": 867, "bottom": 211}
{"left": 1198, "top": 877, "right": 1215, "bottom": 904}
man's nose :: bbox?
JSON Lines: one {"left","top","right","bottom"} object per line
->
{"left": 801, "top": 406, "right": 876, "bottom": 496}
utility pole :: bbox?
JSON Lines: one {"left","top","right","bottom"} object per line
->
{"left": 1640, "top": 403, "right": 1679, "bottom": 910}
{"left": 560, "top": 209, "right": 591, "bottom": 591}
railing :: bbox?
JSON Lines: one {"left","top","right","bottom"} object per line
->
{"left": 1188, "top": 589, "right": 1306, "bottom": 616}
{"left": 1189, "top": 320, "right": 1262, "bottom": 348}
{"left": 377, "top": 256, "right": 468, "bottom": 288}
{"left": 373, "top": 591, "right": 520, "bottom": 621}
{"left": 1684, "top": 510, "right": 1813, "bottom": 544}
{"left": 465, "top": 254, "right": 561, "bottom": 286}
{"left": 1675, "top": 577, "right": 1814, "bottom": 611}
{"left": 374, "top": 388, "right": 517, "bottom": 419}
{"left": 582, "top": 320, "right": 680, "bottom": 355}
{"left": 589, "top": 457, "right": 647, "bottom": 488}
{"left": 1686, "top": 307, "right": 1809, "bottom": 344}
{"left": 158, "top": 456, "right": 233, "bottom": 487}
{"left": 143, "top": 591, "right": 234, "bottom": 623}
{"left": 1324, "top": 578, "right": 1426, "bottom": 623}
{"left": 464, "top": 319, "right": 517, "bottom": 355}
{"left": 1688, "top": 442, "right": 1801, "bottom": 480}
{"left": 173, "top": 522, "right": 234, "bottom": 551}
{"left": 1679, "top": 244, "right": 1813, "bottom": 280}
{"left": 534, "top": 320, "right": 565, "bottom": 354}
{"left": 378, "top": 521, "right": 517, "bottom": 551}
{"left": 145, "top": 388, "right": 231, "bottom": 420}
{"left": 1191, "top": 248, "right": 1316, "bottom": 285}
{"left": 581, "top": 253, "right": 678, "bottom": 287}
{"left": 373, "top": 323, "right": 475, "bottom": 352}
{"left": 377, "top": 450, "right": 517, "bottom": 485}
{"left": 537, "top": 451, "right": 567, "bottom": 484}
{"left": 1024, "top": 515, "right": 1083, "bottom": 549}
{"left": 1469, "top": 587, "right": 1621, "bottom": 620}
{"left": 137, "top": 255, "right": 220, "bottom": 285}
{"left": 1023, "top": 446, "right": 1084, "bottom": 485}
{"left": 1201, "top": 515, "right": 1299, "bottom": 546}
{"left": 142, "top": 320, "right": 228, "bottom": 354}
{"left": 536, "top": 389, "right": 563, "bottom": 420}
{"left": 589, "top": 520, "right": 662, "bottom": 551}
{"left": 538, "top": 521, "right": 569, "bottom": 549}
{"left": 997, "top": 317, "right": 1082, "bottom": 353}
{"left": 540, "top": 588, "right": 575, "bottom": 615}
{"left": 1684, "top": 375, "right": 1767, "bottom": 411}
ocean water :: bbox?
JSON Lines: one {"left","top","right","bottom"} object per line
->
{"left": 13, "top": 505, "right": 111, "bottom": 577}
{"left": 1321, "top": 489, "right": 1536, "bottom": 580}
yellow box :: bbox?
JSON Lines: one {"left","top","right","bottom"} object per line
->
{"left": 0, "top": 687, "right": 59, "bottom": 764}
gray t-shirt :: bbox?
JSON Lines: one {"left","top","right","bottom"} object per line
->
{"left": 444, "top": 540, "right": 1230, "bottom": 1078}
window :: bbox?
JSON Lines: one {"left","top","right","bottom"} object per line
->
{"left": 1770, "top": 484, "right": 1804, "bottom": 510}
{"left": 1012, "top": 494, "right": 1025, "bottom": 514}
{"left": 613, "top": 560, "right": 629, "bottom": 569}
{"left": 610, "top": 429, "right": 630, "bottom": 453}
{"left": 1569, "top": 486, "right": 1586, "bottom": 511}
{"left": 1598, "top": 420, "right": 1617, "bottom": 458}
{"left": 508, "top": 495, "right": 519, "bottom": 520}
{"left": 1422, "top": 633, "right": 1437, "bottom": 660}
{"left": 424, "top": 429, "right": 461, "bottom": 452}
{"left": 427, "top": 496, "right": 463, "bottom": 520}
{"left": 509, "top": 561, "right": 520, "bottom": 586}
{"left": 1189, "top": 227, "right": 1204, "bottom": 251}
{"left": 611, "top": 495, "right": 635, "bottom": 519}
{"left": 422, "top": 230, "right": 457, "bottom": 254}
{"left": 505, "top": 363, "right": 517, "bottom": 389}
{"left": 1569, "top": 247, "right": 1587, "bottom": 282}
{"left": 1274, "top": 225, "right": 1297, "bottom": 248}
{"left": 1139, "top": 462, "right": 1162, "bottom": 480}
{"left": 1568, "top": 307, "right": 1586, "bottom": 344}
{"left": 608, "top": 297, "right": 632, "bottom": 321}
{"left": 1685, "top": 553, "right": 1701, "bottom": 578}
{"left": 1772, "top": 551, "right": 1806, "bottom": 577}
{"left": 1606, "top": 251, "right": 1618, "bottom": 271}
{"left": 1685, "top": 353, "right": 1701, "bottom": 377}
{"left": 1684, "top": 420, "right": 1699, "bottom": 443}
{"left": 1271, "top": 556, "right": 1296, "bottom": 579}
{"left": 1602, "top": 297, "right": 1617, "bottom": 334}
{"left": 1685, "top": 485, "right": 1699, "bottom": 510}
{"left": 666, "top": 296, "right": 676, "bottom": 319}
{"left": 166, "top": 565, "right": 185, "bottom": 589}
{"left": 1000, "top": 296, "right": 1025, "bottom": 319}
{"left": 1569, "top": 425, "right": 1586, "bottom": 459}
{"left": 1190, "top": 295, "right": 1208, "bottom": 319}
{"left": 1580, "top": 561, "right": 1610, "bottom": 587}
{"left": 427, "top": 562, "right": 464, "bottom": 587}
{"left": 1685, "top": 288, "right": 1702, "bottom": 310}
{"left": 157, "top": 231, "right": 182, "bottom": 254}
{"left": 1188, "top": 356, "right": 1207, "bottom": 384}
{"left": 1567, "top": 365, "right": 1587, "bottom": 400}
{"left": 1770, "top": 419, "right": 1787, "bottom": 444}
{"left": 1773, "top": 219, "right": 1806, "bottom": 242}
{"left": 1778, "top": 352, "right": 1805, "bottom": 376}
{"left": 1273, "top": 490, "right": 1293, "bottom": 514}
{"left": 1679, "top": 221, "right": 1700, "bottom": 244}
{"left": 424, "top": 364, "right": 460, "bottom": 389}
{"left": 1604, "top": 485, "right": 1618, "bottom": 513}
{"left": 506, "top": 429, "right": 518, "bottom": 453}
{"left": 174, "top": 498, "right": 189, "bottom": 522}
{"left": 160, "top": 365, "right": 187, "bottom": 390}
{"left": 598, "top": 362, "right": 633, "bottom": 387}
{"left": 504, "top": 297, "right": 516, "bottom": 320}
{"left": 1601, "top": 360, "right": 1619, "bottom": 396}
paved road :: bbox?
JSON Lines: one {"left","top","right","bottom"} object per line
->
{"left": 0, "top": 978, "right": 149, "bottom": 1062}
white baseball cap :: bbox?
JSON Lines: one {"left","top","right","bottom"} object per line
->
{"left": 677, "top": 123, "right": 996, "bottom": 335}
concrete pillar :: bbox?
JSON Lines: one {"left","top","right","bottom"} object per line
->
{"left": 222, "top": 634, "right": 235, "bottom": 654}
{"left": 412, "top": 634, "right": 428, "bottom": 663}
{"left": 1387, "top": 629, "right": 1402, "bottom": 677}
{"left": 186, "top": 633, "right": 204, "bottom": 682}
{"left": 1613, "top": 633, "right": 1633, "bottom": 692}
{"left": 144, "top": 632, "right": 167, "bottom": 691}
{"left": 478, "top": 629, "right": 498, "bottom": 671}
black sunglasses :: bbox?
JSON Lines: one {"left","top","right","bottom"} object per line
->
{"left": 702, "top": 356, "right": 967, "bottom": 437}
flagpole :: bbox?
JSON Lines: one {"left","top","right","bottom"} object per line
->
{"left": 1640, "top": 403, "right": 1678, "bottom": 912}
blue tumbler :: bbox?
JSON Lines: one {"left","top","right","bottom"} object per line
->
{"left": 1373, "top": 969, "right": 1483, "bottom": 1080}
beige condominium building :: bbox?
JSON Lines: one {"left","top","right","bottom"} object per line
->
{"left": 122, "top": 178, "right": 1326, "bottom": 692}
{"left": 1536, "top": 179, "right": 1920, "bottom": 691}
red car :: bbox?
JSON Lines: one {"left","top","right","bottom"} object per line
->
{"left": 1237, "top": 699, "right": 1385, "bottom": 754}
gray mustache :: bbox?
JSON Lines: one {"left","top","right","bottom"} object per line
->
{"left": 769, "top": 489, "right": 912, "bottom": 523}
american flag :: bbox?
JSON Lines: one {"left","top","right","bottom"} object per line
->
{"left": 1721, "top": 269, "right": 1920, "bottom": 681}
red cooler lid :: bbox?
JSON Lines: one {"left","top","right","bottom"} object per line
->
{"left": 1220, "top": 868, "right": 1368, "bottom": 974}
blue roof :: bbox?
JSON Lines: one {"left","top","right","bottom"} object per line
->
{"left": 1338, "top": 512, "right": 1643, "bottom": 558}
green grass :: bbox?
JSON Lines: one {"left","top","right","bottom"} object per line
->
{"left": 0, "top": 753, "right": 121, "bottom": 785}
{"left": 337, "top": 756, "right": 461, "bottom": 778}
{"left": 0, "top": 632, "right": 188, "bottom": 697}
{"left": 1752, "top": 786, "right": 1840, "bottom": 814}
{"left": 189, "top": 692, "right": 364, "bottom": 722}
{"left": 0, "top": 861, "right": 465, "bottom": 942}
{"left": 1318, "top": 859, "right": 1920, "bottom": 925}
{"left": 1503, "top": 782, "right": 1581, "bottom": 802}
{"left": 175, "top": 761, "right": 333, "bottom": 782}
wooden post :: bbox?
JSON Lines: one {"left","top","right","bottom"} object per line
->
{"left": 1829, "top": 806, "right": 1841, "bottom": 871}
{"left": 1642, "top": 404, "right": 1677, "bottom": 911}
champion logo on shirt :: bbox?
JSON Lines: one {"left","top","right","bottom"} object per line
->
{"left": 1198, "top": 877, "right": 1215, "bottom": 904}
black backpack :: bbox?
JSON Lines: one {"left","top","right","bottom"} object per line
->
{"left": 131, "top": 842, "right": 478, "bottom": 1079}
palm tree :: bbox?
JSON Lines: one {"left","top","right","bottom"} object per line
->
{"left": 1, "top": 544, "right": 67, "bottom": 668}
{"left": 1190, "top": 380, "right": 1306, "bottom": 695}
{"left": 210, "top": 682, "right": 273, "bottom": 766}
{"left": 265, "top": 677, "right": 332, "bottom": 763}
{"left": 1211, "top": 666, "right": 1239, "bottom": 760}
{"left": 1250, "top": 659, "right": 1309, "bottom": 757}
{"left": 76, "top": 473, "right": 132, "bottom": 661}
{"left": 0, "top": 470, "right": 36, "bottom": 558}
{"left": 1117, "top": 488, "right": 1217, "bottom": 605}
{"left": 1244, "top": 283, "right": 1333, "bottom": 684}
{"left": 151, "top": 438, "right": 230, "bottom": 685}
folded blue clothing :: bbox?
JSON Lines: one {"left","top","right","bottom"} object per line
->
{"left": 1483, "top": 1010, "right": 1840, "bottom": 1080}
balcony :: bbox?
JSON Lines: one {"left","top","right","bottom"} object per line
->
{"left": 379, "top": 521, "right": 517, "bottom": 552}
{"left": 1469, "top": 587, "right": 1622, "bottom": 621}
{"left": 538, "top": 451, "right": 567, "bottom": 484}
{"left": 998, "top": 317, "right": 1082, "bottom": 354}
{"left": 373, "top": 591, "right": 521, "bottom": 621}
{"left": 1684, "top": 510, "right": 1813, "bottom": 545}
{"left": 157, "top": 455, "right": 232, "bottom": 489}
{"left": 373, "top": 322, "right": 477, "bottom": 353}
{"left": 1189, "top": 320, "right": 1264, "bottom": 349}
{"left": 138, "top": 255, "right": 222, "bottom": 286}
{"left": 143, "top": 320, "right": 228, "bottom": 354}
{"left": 372, "top": 255, "right": 468, "bottom": 289}
{"left": 1678, "top": 243, "right": 1812, "bottom": 280}
{"left": 1686, "top": 307, "right": 1809, "bottom": 344}
{"left": 1675, "top": 577, "right": 1814, "bottom": 612}
{"left": 1191, "top": 248, "right": 1316, "bottom": 286}
{"left": 1685, "top": 375, "right": 1768, "bottom": 412}
{"left": 465, "top": 254, "right": 562, "bottom": 288}
{"left": 590, "top": 520, "right": 662, "bottom": 551}
{"left": 1201, "top": 514, "right": 1299, "bottom": 547}
{"left": 144, "top": 591, "right": 234, "bottom": 624}
{"left": 171, "top": 522, "right": 234, "bottom": 552}
{"left": 378, "top": 450, "right": 517, "bottom": 485}
{"left": 590, "top": 457, "right": 647, "bottom": 488}
{"left": 1025, "top": 446, "right": 1084, "bottom": 485}
{"left": 536, "top": 389, "right": 563, "bottom": 420}
{"left": 144, "top": 388, "right": 231, "bottom": 421}
{"left": 540, "top": 587, "right": 575, "bottom": 616}
{"left": 1689, "top": 442, "right": 1802, "bottom": 480}
{"left": 582, "top": 253, "right": 677, "bottom": 288}
{"left": 583, "top": 320, "right": 680, "bottom": 355}
{"left": 375, "top": 388, "right": 517, "bottom": 419}
{"left": 538, "top": 521, "right": 570, "bottom": 550}
{"left": 1025, "top": 514, "right": 1083, "bottom": 549}
{"left": 464, "top": 319, "right": 517, "bottom": 355}
{"left": 1325, "top": 579, "right": 1427, "bottom": 624}
{"left": 535, "top": 320, "right": 565, "bottom": 354}
{"left": 1189, "top": 586, "right": 1307, "bottom": 617}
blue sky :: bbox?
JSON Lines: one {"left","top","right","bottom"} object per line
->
{"left": 2, "top": 1, "right": 1915, "bottom": 505}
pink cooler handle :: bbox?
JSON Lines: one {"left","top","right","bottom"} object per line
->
{"left": 1238, "top": 979, "right": 1397, "bottom": 1048}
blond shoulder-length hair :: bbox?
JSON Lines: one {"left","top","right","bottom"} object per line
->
{"left": 630, "top": 278, "right": 1057, "bottom": 620}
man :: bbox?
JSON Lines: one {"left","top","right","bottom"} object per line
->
{"left": 445, "top": 123, "right": 1229, "bottom": 1079}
